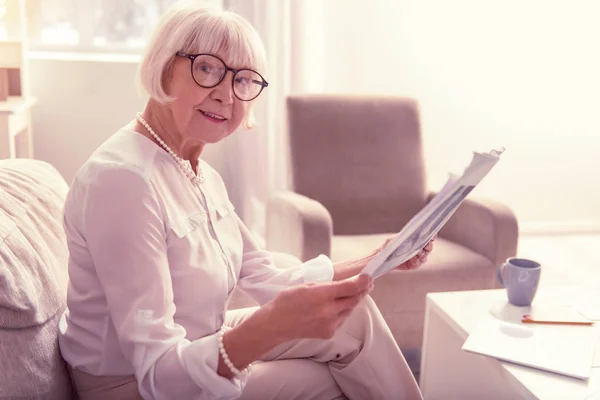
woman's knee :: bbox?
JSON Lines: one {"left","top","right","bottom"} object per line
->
{"left": 240, "top": 359, "right": 343, "bottom": 400}
{"left": 352, "top": 295, "right": 383, "bottom": 323}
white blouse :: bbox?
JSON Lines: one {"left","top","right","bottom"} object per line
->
{"left": 58, "top": 127, "right": 334, "bottom": 400}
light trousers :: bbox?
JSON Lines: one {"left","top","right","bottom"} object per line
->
{"left": 70, "top": 296, "right": 423, "bottom": 400}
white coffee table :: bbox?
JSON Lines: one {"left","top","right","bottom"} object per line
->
{"left": 419, "top": 288, "right": 599, "bottom": 400}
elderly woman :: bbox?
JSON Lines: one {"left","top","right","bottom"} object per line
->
{"left": 58, "top": 4, "right": 433, "bottom": 400}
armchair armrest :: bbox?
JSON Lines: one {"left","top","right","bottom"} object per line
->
{"left": 266, "top": 191, "right": 333, "bottom": 262}
{"left": 429, "top": 192, "right": 519, "bottom": 265}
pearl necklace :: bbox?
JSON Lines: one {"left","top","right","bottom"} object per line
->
{"left": 136, "top": 112, "right": 204, "bottom": 184}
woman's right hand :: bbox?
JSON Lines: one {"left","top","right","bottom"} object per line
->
{"left": 217, "top": 274, "right": 372, "bottom": 378}
{"left": 260, "top": 274, "right": 372, "bottom": 345}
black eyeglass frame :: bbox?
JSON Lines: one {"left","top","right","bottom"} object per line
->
{"left": 175, "top": 52, "right": 269, "bottom": 101}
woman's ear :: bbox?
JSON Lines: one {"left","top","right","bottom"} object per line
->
{"left": 160, "top": 58, "right": 176, "bottom": 97}
{"left": 243, "top": 104, "right": 256, "bottom": 130}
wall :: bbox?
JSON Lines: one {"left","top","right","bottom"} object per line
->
{"left": 29, "top": 53, "right": 229, "bottom": 185}
{"left": 322, "top": 0, "right": 600, "bottom": 233}
{"left": 29, "top": 54, "right": 143, "bottom": 184}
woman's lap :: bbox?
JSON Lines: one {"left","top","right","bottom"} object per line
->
{"left": 68, "top": 298, "right": 413, "bottom": 400}
{"left": 69, "top": 367, "right": 142, "bottom": 400}
{"left": 238, "top": 359, "right": 346, "bottom": 400}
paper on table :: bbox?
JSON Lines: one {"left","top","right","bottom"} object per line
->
{"left": 577, "top": 296, "right": 600, "bottom": 321}
{"left": 555, "top": 286, "right": 600, "bottom": 321}
{"left": 462, "top": 316, "right": 597, "bottom": 380}
{"left": 522, "top": 305, "right": 594, "bottom": 324}
{"left": 361, "top": 148, "right": 504, "bottom": 279}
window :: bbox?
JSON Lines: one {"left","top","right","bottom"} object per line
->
{"left": 24, "top": 0, "right": 222, "bottom": 53}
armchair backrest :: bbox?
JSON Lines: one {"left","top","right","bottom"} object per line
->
{"left": 286, "top": 94, "right": 428, "bottom": 235}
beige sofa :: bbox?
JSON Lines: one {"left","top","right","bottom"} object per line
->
{"left": 0, "top": 159, "right": 74, "bottom": 399}
{"left": 263, "top": 94, "right": 519, "bottom": 373}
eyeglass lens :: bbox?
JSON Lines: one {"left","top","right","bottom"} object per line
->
{"left": 192, "top": 54, "right": 264, "bottom": 100}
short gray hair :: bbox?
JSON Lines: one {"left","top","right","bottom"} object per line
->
{"left": 137, "top": 2, "right": 267, "bottom": 129}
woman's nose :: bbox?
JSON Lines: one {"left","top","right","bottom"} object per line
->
{"left": 211, "top": 72, "right": 235, "bottom": 104}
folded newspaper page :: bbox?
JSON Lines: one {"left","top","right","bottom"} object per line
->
{"left": 361, "top": 148, "right": 505, "bottom": 279}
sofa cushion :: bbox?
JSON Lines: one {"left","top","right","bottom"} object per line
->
{"left": 0, "top": 159, "right": 74, "bottom": 399}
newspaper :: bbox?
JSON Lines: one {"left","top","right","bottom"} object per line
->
{"left": 361, "top": 148, "right": 505, "bottom": 279}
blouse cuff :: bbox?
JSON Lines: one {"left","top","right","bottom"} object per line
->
{"left": 181, "top": 333, "right": 248, "bottom": 399}
{"left": 301, "top": 254, "right": 334, "bottom": 283}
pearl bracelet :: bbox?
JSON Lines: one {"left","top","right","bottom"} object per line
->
{"left": 218, "top": 325, "right": 250, "bottom": 378}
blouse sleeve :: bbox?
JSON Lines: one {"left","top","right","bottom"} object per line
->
{"left": 79, "top": 166, "right": 247, "bottom": 400}
{"left": 235, "top": 214, "right": 334, "bottom": 305}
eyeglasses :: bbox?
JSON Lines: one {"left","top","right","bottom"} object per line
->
{"left": 175, "top": 52, "right": 269, "bottom": 101}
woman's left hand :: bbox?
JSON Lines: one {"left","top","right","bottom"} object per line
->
{"left": 369, "top": 235, "right": 435, "bottom": 273}
{"left": 333, "top": 235, "right": 437, "bottom": 281}
{"left": 393, "top": 236, "right": 436, "bottom": 271}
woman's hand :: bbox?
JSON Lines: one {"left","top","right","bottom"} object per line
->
{"left": 259, "top": 274, "right": 372, "bottom": 344}
{"left": 392, "top": 235, "right": 436, "bottom": 271}
{"left": 219, "top": 275, "right": 372, "bottom": 378}
{"left": 332, "top": 235, "right": 437, "bottom": 281}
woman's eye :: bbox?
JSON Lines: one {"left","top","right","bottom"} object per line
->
{"left": 235, "top": 77, "right": 249, "bottom": 85}
{"left": 197, "top": 65, "right": 213, "bottom": 74}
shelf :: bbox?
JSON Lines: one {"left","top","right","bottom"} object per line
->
{"left": 0, "top": 96, "right": 36, "bottom": 114}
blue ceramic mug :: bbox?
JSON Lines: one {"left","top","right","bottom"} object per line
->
{"left": 497, "top": 257, "right": 541, "bottom": 306}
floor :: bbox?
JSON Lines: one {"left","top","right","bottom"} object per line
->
{"left": 517, "top": 233, "right": 600, "bottom": 288}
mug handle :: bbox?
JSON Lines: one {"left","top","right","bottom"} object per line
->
{"left": 497, "top": 263, "right": 506, "bottom": 287}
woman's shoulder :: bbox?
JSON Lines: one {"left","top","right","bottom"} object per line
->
{"left": 75, "top": 127, "right": 161, "bottom": 185}
{"left": 197, "top": 159, "right": 228, "bottom": 194}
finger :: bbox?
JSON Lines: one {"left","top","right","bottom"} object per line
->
{"left": 338, "top": 308, "right": 353, "bottom": 319}
{"left": 355, "top": 273, "right": 372, "bottom": 288}
{"left": 336, "top": 314, "right": 352, "bottom": 330}
{"left": 334, "top": 293, "right": 363, "bottom": 313}
{"left": 326, "top": 275, "right": 371, "bottom": 299}
{"left": 409, "top": 258, "right": 422, "bottom": 269}
{"left": 408, "top": 261, "right": 421, "bottom": 270}
{"left": 335, "top": 309, "right": 354, "bottom": 330}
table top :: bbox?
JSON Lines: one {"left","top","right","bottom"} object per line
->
{"left": 427, "top": 288, "right": 600, "bottom": 400}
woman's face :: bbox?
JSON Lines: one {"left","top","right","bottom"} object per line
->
{"left": 165, "top": 51, "right": 248, "bottom": 144}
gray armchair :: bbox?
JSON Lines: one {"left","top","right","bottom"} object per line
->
{"left": 265, "top": 94, "right": 519, "bottom": 374}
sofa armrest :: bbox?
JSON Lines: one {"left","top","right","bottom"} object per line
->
{"left": 429, "top": 192, "right": 519, "bottom": 265}
{"left": 266, "top": 191, "right": 333, "bottom": 262}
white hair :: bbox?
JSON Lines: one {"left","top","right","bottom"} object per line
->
{"left": 137, "top": 2, "right": 267, "bottom": 129}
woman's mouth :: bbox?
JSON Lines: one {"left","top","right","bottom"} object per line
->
{"left": 200, "top": 110, "right": 227, "bottom": 123}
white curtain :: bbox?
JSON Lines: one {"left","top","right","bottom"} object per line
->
{"left": 218, "top": 0, "right": 325, "bottom": 245}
